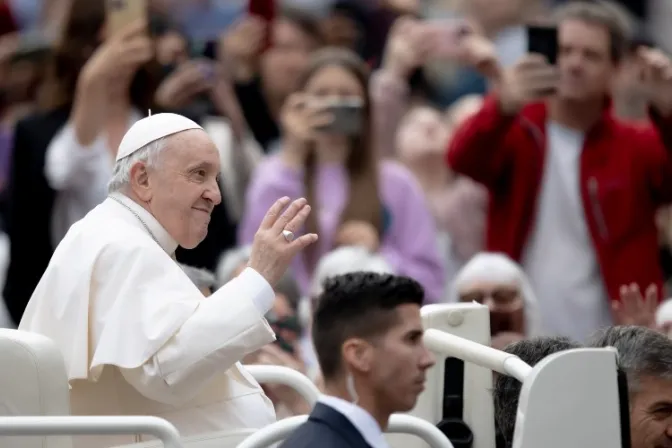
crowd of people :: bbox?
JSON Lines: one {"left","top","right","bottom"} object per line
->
{"left": 2, "top": 0, "right": 672, "bottom": 447}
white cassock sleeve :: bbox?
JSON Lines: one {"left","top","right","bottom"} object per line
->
{"left": 116, "top": 267, "right": 275, "bottom": 406}
{"left": 86, "top": 229, "right": 277, "bottom": 406}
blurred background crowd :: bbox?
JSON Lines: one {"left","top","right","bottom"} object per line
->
{"left": 1, "top": 0, "right": 672, "bottom": 420}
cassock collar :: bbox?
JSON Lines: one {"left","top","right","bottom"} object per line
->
{"left": 108, "top": 193, "right": 179, "bottom": 255}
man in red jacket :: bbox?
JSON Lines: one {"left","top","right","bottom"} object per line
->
{"left": 447, "top": 1, "right": 672, "bottom": 341}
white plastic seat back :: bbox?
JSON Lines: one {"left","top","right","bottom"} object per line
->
{"left": 513, "top": 348, "right": 625, "bottom": 448}
{"left": 389, "top": 303, "right": 493, "bottom": 448}
{"left": 0, "top": 329, "right": 72, "bottom": 448}
{"left": 235, "top": 414, "right": 455, "bottom": 448}
{"left": 243, "top": 365, "right": 320, "bottom": 406}
{"left": 111, "top": 428, "right": 256, "bottom": 448}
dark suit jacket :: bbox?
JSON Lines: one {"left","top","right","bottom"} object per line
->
{"left": 278, "top": 403, "right": 374, "bottom": 448}
{"left": 2, "top": 107, "right": 236, "bottom": 325}
{"left": 3, "top": 107, "right": 67, "bottom": 325}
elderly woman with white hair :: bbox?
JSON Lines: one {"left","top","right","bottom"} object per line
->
{"left": 448, "top": 252, "right": 542, "bottom": 349}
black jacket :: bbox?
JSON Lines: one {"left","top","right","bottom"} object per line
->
{"left": 279, "top": 402, "right": 373, "bottom": 448}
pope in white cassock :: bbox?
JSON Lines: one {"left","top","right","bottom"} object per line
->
{"left": 19, "top": 113, "right": 318, "bottom": 447}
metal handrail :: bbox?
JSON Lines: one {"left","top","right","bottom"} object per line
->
{"left": 243, "top": 364, "right": 321, "bottom": 405}
{"left": 0, "top": 416, "right": 182, "bottom": 448}
{"left": 235, "top": 413, "right": 454, "bottom": 448}
{"left": 423, "top": 328, "right": 533, "bottom": 382}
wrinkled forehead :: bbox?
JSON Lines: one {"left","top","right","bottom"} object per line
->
{"left": 459, "top": 279, "right": 519, "bottom": 295}
{"left": 163, "top": 129, "right": 221, "bottom": 167}
{"left": 557, "top": 18, "right": 612, "bottom": 55}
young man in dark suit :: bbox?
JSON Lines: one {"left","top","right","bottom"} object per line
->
{"left": 280, "top": 272, "right": 435, "bottom": 448}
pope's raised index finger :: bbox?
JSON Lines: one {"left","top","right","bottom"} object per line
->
{"left": 259, "top": 197, "right": 291, "bottom": 230}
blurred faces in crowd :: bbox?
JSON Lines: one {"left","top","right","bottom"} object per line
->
{"left": 396, "top": 105, "right": 449, "bottom": 163}
{"left": 261, "top": 13, "right": 322, "bottom": 102}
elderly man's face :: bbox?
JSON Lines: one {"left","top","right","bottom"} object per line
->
{"left": 145, "top": 129, "right": 222, "bottom": 248}
{"left": 630, "top": 375, "right": 672, "bottom": 448}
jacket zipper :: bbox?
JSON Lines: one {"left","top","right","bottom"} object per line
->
{"left": 588, "top": 177, "right": 609, "bottom": 239}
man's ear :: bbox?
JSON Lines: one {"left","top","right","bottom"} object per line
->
{"left": 129, "top": 162, "right": 153, "bottom": 202}
{"left": 342, "top": 338, "right": 374, "bottom": 373}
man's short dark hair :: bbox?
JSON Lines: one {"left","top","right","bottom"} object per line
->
{"left": 555, "top": 0, "right": 634, "bottom": 63}
{"left": 589, "top": 326, "right": 672, "bottom": 394}
{"left": 312, "top": 272, "right": 424, "bottom": 379}
{"left": 493, "top": 337, "right": 581, "bottom": 447}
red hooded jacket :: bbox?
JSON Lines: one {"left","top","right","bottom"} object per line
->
{"left": 446, "top": 94, "right": 672, "bottom": 302}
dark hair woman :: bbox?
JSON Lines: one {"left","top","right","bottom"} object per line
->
{"left": 238, "top": 47, "right": 445, "bottom": 302}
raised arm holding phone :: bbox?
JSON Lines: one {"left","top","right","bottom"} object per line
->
{"left": 72, "top": 20, "right": 152, "bottom": 147}
{"left": 447, "top": 1, "right": 672, "bottom": 341}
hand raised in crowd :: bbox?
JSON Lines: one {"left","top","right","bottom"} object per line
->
{"left": 498, "top": 54, "right": 558, "bottom": 115}
{"left": 613, "top": 283, "right": 659, "bottom": 329}
{"left": 382, "top": 17, "right": 431, "bottom": 79}
{"left": 73, "top": 20, "right": 153, "bottom": 146}
{"left": 454, "top": 30, "right": 500, "bottom": 80}
{"left": 219, "top": 16, "right": 266, "bottom": 82}
{"left": 638, "top": 47, "right": 672, "bottom": 115}
{"left": 279, "top": 93, "right": 333, "bottom": 167}
{"left": 155, "top": 60, "right": 214, "bottom": 110}
{"left": 79, "top": 20, "right": 153, "bottom": 89}
{"left": 335, "top": 220, "right": 380, "bottom": 252}
{"left": 248, "top": 197, "right": 318, "bottom": 286}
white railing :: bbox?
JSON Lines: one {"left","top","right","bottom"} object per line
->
{"left": 244, "top": 364, "right": 321, "bottom": 405}
{"left": 0, "top": 416, "right": 182, "bottom": 448}
{"left": 235, "top": 413, "right": 454, "bottom": 448}
{"left": 423, "top": 329, "right": 532, "bottom": 382}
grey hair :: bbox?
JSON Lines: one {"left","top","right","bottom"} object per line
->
{"left": 309, "top": 246, "right": 394, "bottom": 297}
{"left": 108, "top": 138, "right": 167, "bottom": 193}
{"left": 589, "top": 325, "right": 672, "bottom": 394}
{"left": 178, "top": 263, "right": 217, "bottom": 291}
{"left": 493, "top": 336, "right": 581, "bottom": 447}
{"left": 216, "top": 245, "right": 253, "bottom": 285}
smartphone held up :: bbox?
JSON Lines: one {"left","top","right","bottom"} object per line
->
{"left": 527, "top": 25, "right": 558, "bottom": 65}
{"left": 310, "top": 97, "right": 365, "bottom": 136}
{"left": 105, "top": 0, "right": 148, "bottom": 36}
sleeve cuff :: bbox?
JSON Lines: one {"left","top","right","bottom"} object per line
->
{"left": 238, "top": 267, "right": 276, "bottom": 316}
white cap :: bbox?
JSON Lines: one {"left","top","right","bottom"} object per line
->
{"left": 116, "top": 113, "right": 203, "bottom": 161}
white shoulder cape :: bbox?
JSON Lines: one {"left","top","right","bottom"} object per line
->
{"left": 20, "top": 199, "right": 201, "bottom": 382}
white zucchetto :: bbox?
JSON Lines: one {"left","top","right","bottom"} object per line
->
{"left": 115, "top": 113, "right": 203, "bottom": 161}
